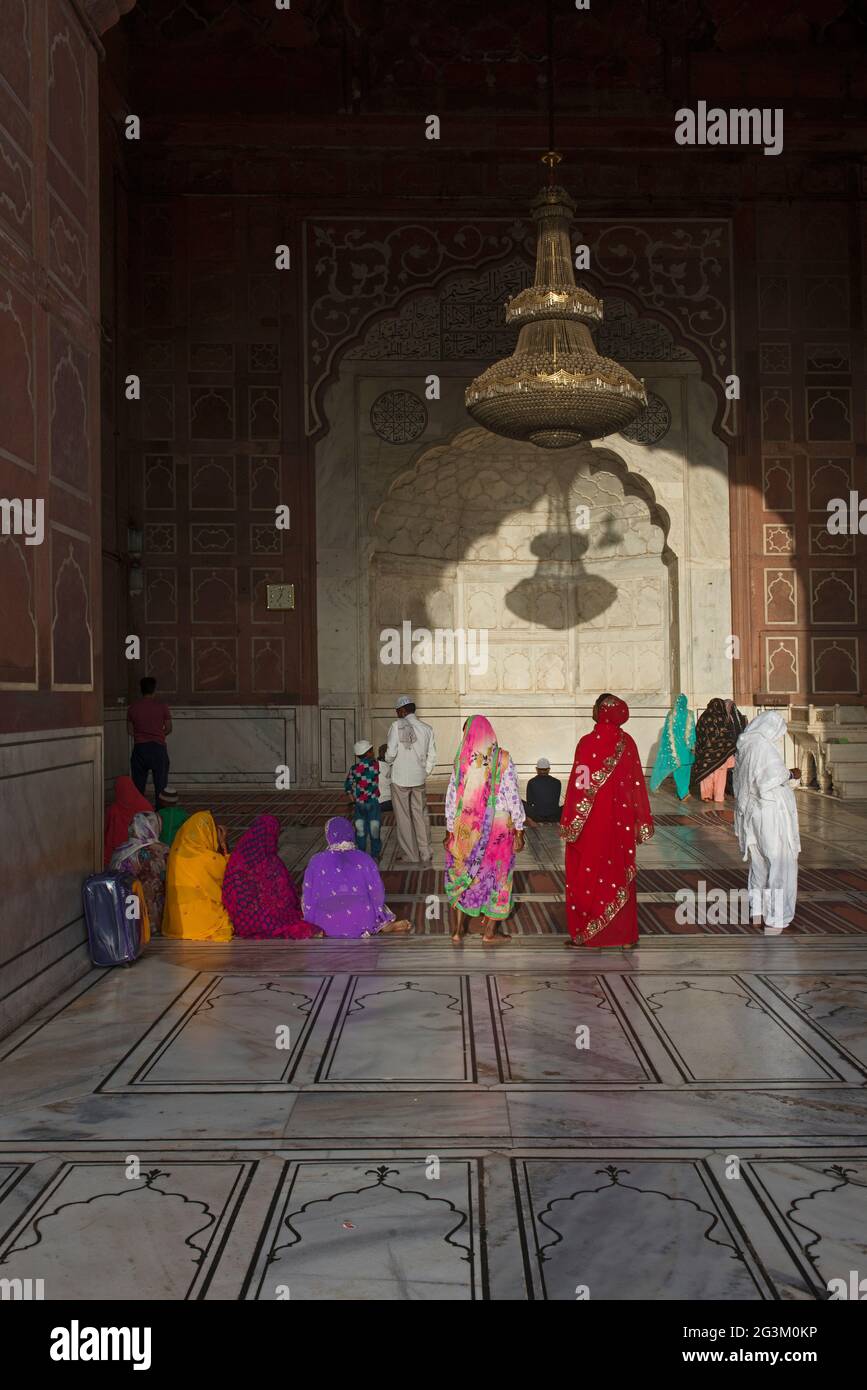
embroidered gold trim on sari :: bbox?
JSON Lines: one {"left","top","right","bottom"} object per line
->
{"left": 637, "top": 821, "right": 654, "bottom": 843}
{"left": 579, "top": 863, "right": 636, "bottom": 943}
{"left": 559, "top": 735, "right": 624, "bottom": 844}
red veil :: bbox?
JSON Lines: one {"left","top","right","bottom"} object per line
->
{"left": 559, "top": 696, "right": 654, "bottom": 946}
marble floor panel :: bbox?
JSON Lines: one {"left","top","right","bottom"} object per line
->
{"left": 1, "top": 1144, "right": 865, "bottom": 1300}
{"left": 2, "top": 937, "right": 867, "bottom": 1300}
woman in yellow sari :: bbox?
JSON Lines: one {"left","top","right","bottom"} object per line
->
{"left": 163, "top": 811, "right": 233, "bottom": 941}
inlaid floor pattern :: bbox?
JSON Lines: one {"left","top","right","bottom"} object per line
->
{"left": 4, "top": 780, "right": 867, "bottom": 1298}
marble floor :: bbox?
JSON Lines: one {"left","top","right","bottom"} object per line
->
{"left": 2, "top": 787, "right": 867, "bottom": 1299}
{"left": 2, "top": 936, "right": 866, "bottom": 1300}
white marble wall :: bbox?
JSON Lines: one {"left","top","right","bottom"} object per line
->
{"left": 316, "top": 352, "right": 732, "bottom": 775}
{"left": 0, "top": 728, "right": 103, "bottom": 1040}
{"left": 104, "top": 707, "right": 299, "bottom": 788}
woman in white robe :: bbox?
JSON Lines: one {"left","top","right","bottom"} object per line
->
{"left": 733, "top": 712, "right": 800, "bottom": 935}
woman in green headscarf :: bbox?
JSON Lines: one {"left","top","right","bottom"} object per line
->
{"left": 159, "top": 804, "right": 190, "bottom": 846}
{"left": 650, "top": 694, "right": 695, "bottom": 800}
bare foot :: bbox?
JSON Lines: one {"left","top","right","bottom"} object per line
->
{"left": 380, "top": 919, "right": 413, "bottom": 934}
{"left": 482, "top": 925, "right": 510, "bottom": 945}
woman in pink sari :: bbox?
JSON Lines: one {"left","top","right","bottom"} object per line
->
{"left": 444, "top": 715, "right": 525, "bottom": 945}
{"left": 222, "top": 813, "right": 322, "bottom": 940}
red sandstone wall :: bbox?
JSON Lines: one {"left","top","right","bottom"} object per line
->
{"left": 733, "top": 200, "right": 867, "bottom": 705}
{"left": 125, "top": 194, "right": 315, "bottom": 704}
{"left": 0, "top": 0, "right": 102, "bottom": 734}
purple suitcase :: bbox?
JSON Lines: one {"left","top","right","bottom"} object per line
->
{"left": 82, "top": 871, "right": 143, "bottom": 967}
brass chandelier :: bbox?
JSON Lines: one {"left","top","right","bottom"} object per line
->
{"left": 465, "top": 6, "right": 646, "bottom": 448}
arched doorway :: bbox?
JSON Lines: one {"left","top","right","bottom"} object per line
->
{"left": 316, "top": 286, "right": 731, "bottom": 778}
{"left": 367, "top": 429, "right": 675, "bottom": 773}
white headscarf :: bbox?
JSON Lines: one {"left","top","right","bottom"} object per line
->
{"left": 110, "top": 810, "right": 163, "bottom": 870}
{"left": 734, "top": 712, "right": 787, "bottom": 800}
{"left": 737, "top": 710, "right": 786, "bottom": 751}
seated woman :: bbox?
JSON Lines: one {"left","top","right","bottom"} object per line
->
{"left": 159, "top": 803, "right": 189, "bottom": 847}
{"left": 302, "top": 817, "right": 412, "bottom": 938}
{"left": 104, "top": 775, "right": 152, "bottom": 866}
{"left": 223, "top": 814, "right": 323, "bottom": 939}
{"left": 163, "top": 810, "right": 233, "bottom": 941}
{"left": 110, "top": 811, "right": 169, "bottom": 933}
{"left": 444, "top": 714, "right": 525, "bottom": 945}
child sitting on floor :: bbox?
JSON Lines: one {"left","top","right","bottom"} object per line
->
{"left": 344, "top": 739, "right": 383, "bottom": 859}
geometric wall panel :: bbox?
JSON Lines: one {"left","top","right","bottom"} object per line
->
{"left": 191, "top": 569, "right": 237, "bottom": 624}
{"left": 809, "top": 525, "right": 854, "bottom": 557}
{"left": 50, "top": 528, "right": 93, "bottom": 690}
{"left": 190, "top": 456, "right": 236, "bottom": 510}
{"left": 764, "top": 569, "right": 798, "bottom": 624}
{"left": 806, "top": 388, "right": 852, "bottom": 442}
{"left": 251, "top": 636, "right": 285, "bottom": 692}
{"left": 812, "top": 638, "right": 859, "bottom": 694}
{"left": 765, "top": 637, "right": 799, "bottom": 694}
{"left": 763, "top": 524, "right": 794, "bottom": 555}
{"left": 192, "top": 637, "right": 238, "bottom": 693}
{"left": 810, "top": 570, "right": 857, "bottom": 625}
{"left": 49, "top": 323, "right": 89, "bottom": 496}
{"left": 761, "top": 388, "right": 792, "bottom": 442}
{"left": 762, "top": 457, "right": 794, "bottom": 512}
{"left": 0, "top": 280, "right": 35, "bottom": 470}
{"left": 809, "top": 459, "right": 851, "bottom": 513}
{"left": 0, "top": 535, "right": 38, "bottom": 688}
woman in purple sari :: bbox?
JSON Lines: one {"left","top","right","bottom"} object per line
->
{"left": 301, "top": 817, "right": 412, "bottom": 938}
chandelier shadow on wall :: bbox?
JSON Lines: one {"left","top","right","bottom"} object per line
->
{"left": 465, "top": 171, "right": 647, "bottom": 449}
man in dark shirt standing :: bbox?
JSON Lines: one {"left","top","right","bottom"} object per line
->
{"left": 523, "top": 757, "right": 562, "bottom": 825}
{"left": 127, "top": 676, "right": 172, "bottom": 809}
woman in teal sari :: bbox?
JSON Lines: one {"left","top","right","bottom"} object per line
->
{"left": 650, "top": 694, "right": 695, "bottom": 800}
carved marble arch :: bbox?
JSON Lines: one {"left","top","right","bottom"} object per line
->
{"left": 369, "top": 427, "right": 677, "bottom": 707}
{"left": 311, "top": 229, "right": 730, "bottom": 438}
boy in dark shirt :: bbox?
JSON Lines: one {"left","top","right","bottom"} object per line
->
{"left": 344, "top": 738, "right": 382, "bottom": 858}
{"left": 127, "top": 676, "right": 172, "bottom": 808}
{"left": 523, "top": 757, "right": 562, "bottom": 825}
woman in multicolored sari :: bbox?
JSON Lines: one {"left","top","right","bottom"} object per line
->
{"left": 560, "top": 694, "right": 654, "bottom": 949}
{"left": 444, "top": 715, "right": 525, "bottom": 945}
{"left": 110, "top": 810, "right": 169, "bottom": 933}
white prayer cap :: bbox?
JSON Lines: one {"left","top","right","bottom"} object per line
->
{"left": 353, "top": 739, "right": 373, "bottom": 756}
{"left": 395, "top": 695, "right": 412, "bottom": 709}
{"left": 535, "top": 757, "right": 551, "bottom": 769}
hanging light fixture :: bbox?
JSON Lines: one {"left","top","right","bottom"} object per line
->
{"left": 466, "top": 6, "right": 646, "bottom": 448}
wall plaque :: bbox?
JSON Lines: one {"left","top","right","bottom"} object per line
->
{"left": 266, "top": 583, "right": 295, "bottom": 610}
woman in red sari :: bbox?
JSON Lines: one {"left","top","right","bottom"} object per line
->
{"left": 560, "top": 694, "right": 654, "bottom": 948}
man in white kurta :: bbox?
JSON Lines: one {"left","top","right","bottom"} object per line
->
{"left": 384, "top": 697, "right": 438, "bottom": 864}
{"left": 733, "top": 711, "right": 800, "bottom": 935}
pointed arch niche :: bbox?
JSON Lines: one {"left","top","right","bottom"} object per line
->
{"left": 316, "top": 277, "right": 732, "bottom": 777}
